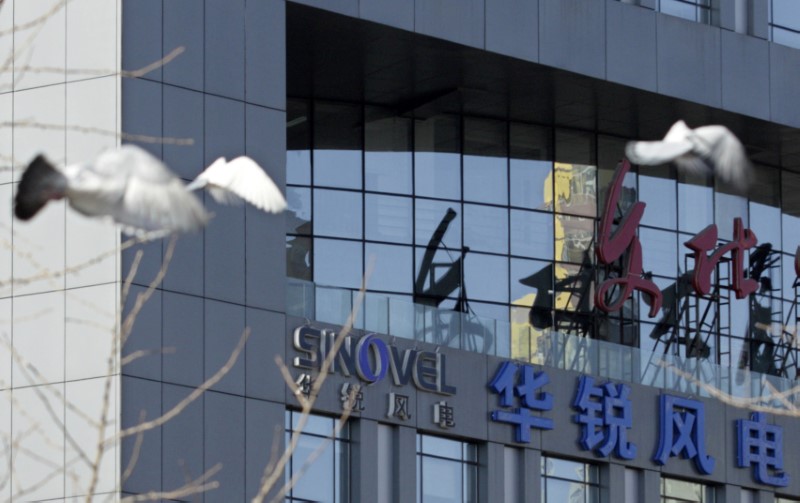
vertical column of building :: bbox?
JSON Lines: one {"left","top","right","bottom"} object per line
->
{"left": 120, "top": 0, "right": 288, "bottom": 500}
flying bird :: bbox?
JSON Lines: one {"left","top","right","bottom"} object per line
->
{"left": 15, "top": 145, "right": 286, "bottom": 236}
{"left": 625, "top": 120, "right": 752, "bottom": 192}
{"left": 185, "top": 155, "right": 287, "bottom": 213}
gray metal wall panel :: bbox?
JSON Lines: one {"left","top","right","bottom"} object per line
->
{"left": 360, "top": 0, "right": 415, "bottom": 32}
{"left": 721, "top": 30, "right": 770, "bottom": 120}
{"left": 414, "top": 0, "right": 485, "bottom": 49}
{"left": 395, "top": 426, "right": 417, "bottom": 503}
{"left": 245, "top": 399, "right": 286, "bottom": 502}
{"left": 481, "top": 442, "right": 506, "bottom": 502}
{"left": 246, "top": 0, "right": 287, "bottom": 110}
{"left": 485, "top": 0, "right": 538, "bottom": 63}
{"left": 539, "top": 0, "right": 606, "bottom": 80}
{"left": 245, "top": 309, "right": 287, "bottom": 401}
{"left": 751, "top": 0, "right": 769, "bottom": 39}
{"left": 164, "top": 0, "right": 204, "bottom": 90}
{"left": 606, "top": 0, "right": 657, "bottom": 92}
{"left": 205, "top": 392, "right": 246, "bottom": 502}
{"left": 122, "top": 0, "right": 163, "bottom": 81}
{"left": 656, "top": 14, "right": 722, "bottom": 108}
{"left": 245, "top": 105, "right": 287, "bottom": 311}
{"left": 205, "top": 0, "right": 246, "bottom": 100}
{"left": 770, "top": 43, "right": 800, "bottom": 128}
{"left": 121, "top": 377, "right": 163, "bottom": 495}
{"left": 353, "top": 420, "right": 380, "bottom": 503}
{"left": 290, "top": 0, "right": 359, "bottom": 18}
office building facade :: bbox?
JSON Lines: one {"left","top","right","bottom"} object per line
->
{"left": 4, "top": 0, "right": 800, "bottom": 501}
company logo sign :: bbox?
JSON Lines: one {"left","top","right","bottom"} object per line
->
{"left": 292, "top": 326, "right": 456, "bottom": 395}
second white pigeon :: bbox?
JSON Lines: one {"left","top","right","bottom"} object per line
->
{"left": 625, "top": 120, "right": 752, "bottom": 192}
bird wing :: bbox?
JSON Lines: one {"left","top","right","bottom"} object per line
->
{"left": 191, "top": 156, "right": 287, "bottom": 213}
{"left": 694, "top": 125, "right": 752, "bottom": 192}
{"left": 625, "top": 139, "right": 694, "bottom": 165}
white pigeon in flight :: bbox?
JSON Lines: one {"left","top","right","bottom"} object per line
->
{"left": 185, "top": 155, "right": 287, "bottom": 213}
{"left": 625, "top": 120, "right": 752, "bottom": 192}
{"left": 15, "top": 145, "right": 286, "bottom": 236}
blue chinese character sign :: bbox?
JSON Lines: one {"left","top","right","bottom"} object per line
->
{"left": 654, "top": 394, "right": 715, "bottom": 475}
{"left": 736, "top": 412, "right": 789, "bottom": 487}
{"left": 488, "top": 362, "right": 553, "bottom": 443}
{"left": 572, "top": 376, "right": 636, "bottom": 460}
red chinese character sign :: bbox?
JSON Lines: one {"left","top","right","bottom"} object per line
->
{"left": 595, "top": 160, "right": 662, "bottom": 317}
{"left": 596, "top": 159, "right": 760, "bottom": 318}
{"left": 684, "top": 219, "right": 757, "bottom": 299}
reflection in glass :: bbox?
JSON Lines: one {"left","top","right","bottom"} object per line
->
{"left": 678, "top": 182, "right": 713, "bottom": 234}
{"left": 314, "top": 101, "right": 362, "bottom": 189}
{"left": 640, "top": 170, "right": 677, "bottom": 230}
{"left": 660, "top": 0, "right": 711, "bottom": 23}
{"left": 365, "top": 194, "right": 413, "bottom": 244}
{"left": 365, "top": 107, "right": 412, "bottom": 194}
{"left": 415, "top": 115, "right": 461, "bottom": 200}
{"left": 285, "top": 411, "right": 349, "bottom": 503}
{"left": 286, "top": 186, "right": 311, "bottom": 235}
{"left": 286, "top": 236, "right": 311, "bottom": 281}
{"left": 555, "top": 213, "right": 594, "bottom": 264}
{"left": 365, "top": 243, "right": 412, "bottom": 293}
{"left": 510, "top": 122, "right": 552, "bottom": 210}
{"left": 714, "top": 192, "right": 747, "bottom": 239}
{"left": 415, "top": 199, "right": 462, "bottom": 251}
{"left": 463, "top": 204, "right": 508, "bottom": 254}
{"left": 660, "top": 477, "right": 714, "bottom": 503}
{"left": 287, "top": 99, "right": 311, "bottom": 185}
{"left": 314, "top": 189, "right": 362, "bottom": 239}
{"left": 511, "top": 209, "right": 553, "bottom": 260}
{"left": 464, "top": 253, "right": 508, "bottom": 303}
{"left": 417, "top": 434, "right": 478, "bottom": 503}
{"left": 541, "top": 455, "right": 599, "bottom": 503}
{"left": 640, "top": 228, "right": 678, "bottom": 278}
{"left": 314, "top": 238, "right": 362, "bottom": 289}
{"left": 464, "top": 117, "right": 507, "bottom": 205}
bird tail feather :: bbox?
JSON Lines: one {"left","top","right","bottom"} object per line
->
{"left": 15, "top": 155, "right": 68, "bottom": 220}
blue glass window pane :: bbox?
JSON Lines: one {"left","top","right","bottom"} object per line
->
{"left": 511, "top": 258, "right": 552, "bottom": 304}
{"left": 465, "top": 253, "right": 508, "bottom": 303}
{"left": 415, "top": 199, "right": 462, "bottom": 251}
{"left": 314, "top": 149, "right": 362, "bottom": 189}
{"left": 422, "top": 457, "right": 462, "bottom": 503}
{"left": 286, "top": 187, "right": 311, "bottom": 235}
{"left": 639, "top": 173, "right": 677, "bottom": 230}
{"left": 464, "top": 155, "right": 507, "bottom": 204}
{"left": 772, "top": 26, "right": 800, "bottom": 49}
{"left": 291, "top": 435, "right": 334, "bottom": 502}
{"left": 314, "top": 101, "right": 362, "bottom": 189}
{"left": 640, "top": 228, "right": 678, "bottom": 278}
{"left": 415, "top": 151, "right": 461, "bottom": 200}
{"left": 511, "top": 209, "right": 553, "bottom": 260}
{"left": 365, "top": 110, "right": 412, "bottom": 194}
{"left": 463, "top": 117, "right": 507, "bottom": 205}
{"left": 415, "top": 115, "right": 461, "bottom": 200}
{"left": 365, "top": 243, "right": 412, "bottom": 293}
{"left": 782, "top": 214, "right": 800, "bottom": 257}
{"left": 421, "top": 435, "right": 463, "bottom": 458}
{"left": 365, "top": 194, "right": 412, "bottom": 244}
{"left": 715, "top": 192, "right": 748, "bottom": 240}
{"left": 414, "top": 247, "right": 463, "bottom": 302}
{"left": 678, "top": 182, "right": 713, "bottom": 234}
{"left": 314, "top": 189, "right": 362, "bottom": 239}
{"left": 510, "top": 159, "right": 552, "bottom": 210}
{"left": 464, "top": 204, "right": 508, "bottom": 254}
{"left": 287, "top": 149, "right": 311, "bottom": 185}
{"left": 365, "top": 151, "right": 412, "bottom": 194}
{"left": 751, "top": 202, "right": 781, "bottom": 251}
{"left": 314, "top": 239, "right": 362, "bottom": 289}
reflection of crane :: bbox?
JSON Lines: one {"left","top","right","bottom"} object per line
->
{"left": 413, "top": 208, "right": 492, "bottom": 353}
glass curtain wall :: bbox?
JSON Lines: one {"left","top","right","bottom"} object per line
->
{"left": 416, "top": 434, "right": 478, "bottom": 503}
{"left": 286, "top": 97, "right": 800, "bottom": 380}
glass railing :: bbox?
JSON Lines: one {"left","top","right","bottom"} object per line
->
{"left": 287, "top": 278, "right": 798, "bottom": 406}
